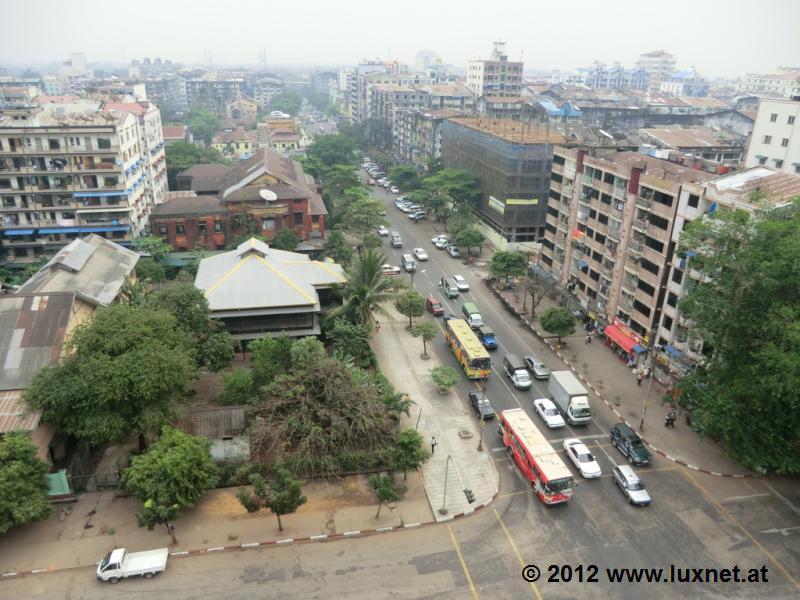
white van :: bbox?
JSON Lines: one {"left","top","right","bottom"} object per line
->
{"left": 503, "top": 354, "right": 532, "bottom": 390}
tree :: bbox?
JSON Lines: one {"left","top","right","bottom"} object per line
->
{"left": 271, "top": 228, "right": 300, "bottom": 251}
{"left": 135, "top": 258, "right": 166, "bottom": 283}
{"left": 307, "top": 134, "right": 356, "bottom": 167}
{"left": 25, "top": 305, "right": 195, "bottom": 448}
{"left": 323, "top": 230, "right": 354, "bottom": 265}
{"left": 187, "top": 108, "right": 220, "bottom": 146}
{"left": 490, "top": 251, "right": 528, "bottom": 281}
{"left": 368, "top": 474, "right": 398, "bottom": 518}
{"left": 249, "top": 335, "right": 295, "bottom": 390}
{"left": 219, "top": 368, "right": 254, "bottom": 405}
{"left": 165, "top": 141, "right": 228, "bottom": 189}
{"left": 389, "top": 165, "right": 421, "bottom": 191}
{"left": 122, "top": 426, "right": 219, "bottom": 540}
{"left": 325, "top": 317, "right": 372, "bottom": 366}
{"left": 133, "top": 235, "right": 172, "bottom": 260}
{"left": 425, "top": 156, "right": 444, "bottom": 175}
{"left": 411, "top": 319, "right": 438, "bottom": 358}
{"left": 540, "top": 307, "right": 576, "bottom": 344}
{"left": 453, "top": 228, "right": 486, "bottom": 256}
{"left": 522, "top": 271, "right": 555, "bottom": 318}
{"left": 328, "top": 249, "right": 405, "bottom": 325}
{"left": 236, "top": 467, "right": 307, "bottom": 532}
{"left": 120, "top": 276, "right": 152, "bottom": 307}
{"left": 298, "top": 155, "right": 325, "bottom": 180}
{"left": 322, "top": 164, "right": 361, "bottom": 199}
{"left": 390, "top": 429, "right": 428, "bottom": 480}
{"left": 676, "top": 202, "right": 800, "bottom": 473}
{"left": 423, "top": 169, "right": 480, "bottom": 207}
{"left": 395, "top": 290, "right": 425, "bottom": 329}
{"left": 199, "top": 330, "right": 236, "bottom": 372}
{"left": 338, "top": 196, "right": 387, "bottom": 240}
{"left": 0, "top": 433, "right": 51, "bottom": 535}
{"left": 268, "top": 91, "right": 303, "bottom": 116}
{"left": 430, "top": 366, "right": 460, "bottom": 393}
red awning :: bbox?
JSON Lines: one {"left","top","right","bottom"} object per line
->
{"left": 604, "top": 324, "right": 638, "bottom": 353}
{"left": 571, "top": 227, "right": 584, "bottom": 240}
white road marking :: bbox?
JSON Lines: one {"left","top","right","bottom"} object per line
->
{"left": 723, "top": 493, "right": 770, "bottom": 503}
{"left": 761, "top": 526, "right": 800, "bottom": 536}
{"left": 765, "top": 483, "right": 800, "bottom": 517}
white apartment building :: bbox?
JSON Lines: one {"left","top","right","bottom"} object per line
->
{"left": 745, "top": 98, "right": 800, "bottom": 175}
{"left": 636, "top": 50, "right": 676, "bottom": 95}
{"left": 739, "top": 69, "right": 800, "bottom": 98}
{"left": 0, "top": 103, "right": 166, "bottom": 266}
{"left": 466, "top": 42, "right": 523, "bottom": 98}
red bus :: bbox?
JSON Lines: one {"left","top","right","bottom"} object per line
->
{"left": 499, "top": 408, "right": 573, "bottom": 504}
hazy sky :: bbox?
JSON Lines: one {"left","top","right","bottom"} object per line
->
{"left": 3, "top": 0, "right": 799, "bottom": 78}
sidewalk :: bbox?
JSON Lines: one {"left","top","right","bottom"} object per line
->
{"left": 489, "top": 285, "right": 755, "bottom": 477}
{"left": 0, "top": 474, "right": 435, "bottom": 577}
{"left": 371, "top": 305, "right": 500, "bottom": 522}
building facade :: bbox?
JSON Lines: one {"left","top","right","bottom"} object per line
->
{"left": 0, "top": 105, "right": 164, "bottom": 266}
{"left": 393, "top": 108, "right": 465, "bottom": 167}
{"left": 744, "top": 98, "right": 800, "bottom": 174}
{"left": 636, "top": 50, "right": 676, "bottom": 95}
{"left": 466, "top": 42, "right": 523, "bottom": 98}
{"left": 738, "top": 68, "right": 800, "bottom": 98}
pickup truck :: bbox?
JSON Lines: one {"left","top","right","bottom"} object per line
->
{"left": 96, "top": 547, "right": 169, "bottom": 584}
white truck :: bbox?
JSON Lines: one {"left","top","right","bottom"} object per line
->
{"left": 96, "top": 547, "right": 169, "bottom": 583}
{"left": 548, "top": 370, "right": 592, "bottom": 425}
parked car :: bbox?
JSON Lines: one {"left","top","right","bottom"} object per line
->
{"left": 613, "top": 465, "right": 652, "bottom": 506}
{"left": 452, "top": 275, "right": 469, "bottom": 291}
{"left": 468, "top": 390, "right": 496, "bottom": 421}
{"left": 377, "top": 225, "right": 389, "bottom": 236}
{"left": 434, "top": 237, "right": 449, "bottom": 250}
{"left": 367, "top": 178, "right": 376, "bottom": 186}
{"left": 524, "top": 354, "right": 551, "bottom": 380}
{"left": 413, "top": 247, "right": 429, "bottom": 260}
{"left": 410, "top": 211, "right": 427, "bottom": 221}
{"left": 447, "top": 245, "right": 462, "bottom": 258}
{"left": 426, "top": 296, "right": 444, "bottom": 316}
{"left": 432, "top": 234, "right": 448, "bottom": 245}
{"left": 610, "top": 423, "right": 652, "bottom": 465}
{"left": 533, "top": 398, "right": 566, "bottom": 429}
{"left": 380, "top": 264, "right": 401, "bottom": 276}
{"left": 563, "top": 438, "right": 602, "bottom": 478}
{"left": 390, "top": 186, "right": 399, "bottom": 194}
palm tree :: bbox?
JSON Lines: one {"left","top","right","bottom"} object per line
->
{"left": 328, "top": 249, "right": 406, "bottom": 325}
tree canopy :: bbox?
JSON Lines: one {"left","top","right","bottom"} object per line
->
{"left": 0, "top": 433, "right": 51, "bottom": 535}
{"left": 165, "top": 141, "right": 228, "bottom": 189}
{"left": 25, "top": 304, "right": 196, "bottom": 447}
{"left": 423, "top": 169, "right": 481, "bottom": 207}
{"left": 322, "top": 230, "right": 354, "bottom": 266}
{"left": 389, "top": 165, "right": 421, "bottom": 191}
{"left": 270, "top": 228, "right": 300, "bottom": 251}
{"left": 133, "top": 235, "right": 172, "bottom": 260}
{"left": 306, "top": 134, "right": 356, "bottom": 167}
{"left": 328, "top": 249, "right": 405, "bottom": 325}
{"left": 187, "top": 108, "right": 220, "bottom": 146}
{"left": 453, "top": 228, "right": 486, "bottom": 255}
{"left": 236, "top": 467, "right": 306, "bottom": 532}
{"left": 122, "top": 426, "right": 219, "bottom": 532}
{"left": 267, "top": 91, "right": 303, "bottom": 116}
{"left": 411, "top": 319, "right": 438, "bottom": 357}
{"left": 540, "top": 307, "right": 576, "bottom": 343}
{"left": 490, "top": 251, "right": 529, "bottom": 279}
{"left": 676, "top": 202, "right": 800, "bottom": 473}
{"left": 395, "top": 290, "right": 425, "bottom": 329}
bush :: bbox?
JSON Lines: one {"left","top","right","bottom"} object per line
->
{"left": 430, "top": 366, "right": 460, "bottom": 391}
{"left": 218, "top": 369, "right": 254, "bottom": 405}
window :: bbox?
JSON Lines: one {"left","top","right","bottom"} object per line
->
{"left": 762, "top": 135, "right": 772, "bottom": 144}
{"left": 667, "top": 292, "right": 678, "bottom": 308}
{"left": 757, "top": 156, "right": 767, "bottom": 165}
{"left": 648, "top": 214, "right": 669, "bottom": 230}
{"left": 687, "top": 194, "right": 699, "bottom": 208}
{"left": 176, "top": 224, "right": 185, "bottom": 234}
{"left": 311, "top": 215, "right": 320, "bottom": 224}
{"left": 158, "top": 224, "right": 168, "bottom": 235}
{"left": 662, "top": 315, "right": 673, "bottom": 331}
{"left": 632, "top": 300, "right": 651, "bottom": 318}
{"left": 198, "top": 221, "right": 207, "bottom": 234}
{"left": 789, "top": 116, "right": 796, "bottom": 125}
{"left": 781, "top": 138, "right": 789, "bottom": 147}
{"left": 293, "top": 212, "right": 304, "bottom": 226}
{"left": 671, "top": 268, "right": 683, "bottom": 284}
{"left": 640, "top": 258, "right": 659, "bottom": 275}
{"left": 48, "top": 139, "right": 60, "bottom": 150}
{"left": 97, "top": 138, "right": 111, "bottom": 149}
{"left": 214, "top": 221, "right": 223, "bottom": 232}
{"left": 774, "top": 159, "right": 783, "bottom": 169}
{"left": 769, "top": 113, "right": 778, "bottom": 122}
{"left": 637, "top": 280, "right": 655, "bottom": 296}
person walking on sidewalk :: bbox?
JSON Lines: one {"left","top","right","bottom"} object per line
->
{"left": 636, "top": 373, "right": 643, "bottom": 386}
{"left": 585, "top": 333, "right": 592, "bottom": 344}
{"left": 431, "top": 436, "right": 437, "bottom": 455}
{"left": 375, "top": 320, "right": 381, "bottom": 333}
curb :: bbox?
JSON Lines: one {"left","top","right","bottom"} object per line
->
{"left": 1, "top": 478, "right": 502, "bottom": 581}
{"left": 487, "top": 285, "right": 759, "bottom": 479}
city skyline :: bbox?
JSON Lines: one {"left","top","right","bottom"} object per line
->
{"left": 2, "top": 0, "right": 799, "bottom": 79}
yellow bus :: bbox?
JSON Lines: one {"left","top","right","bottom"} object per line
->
{"left": 444, "top": 318, "right": 492, "bottom": 379}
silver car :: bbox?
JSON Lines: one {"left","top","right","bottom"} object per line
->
{"left": 613, "top": 465, "right": 651, "bottom": 506}
{"left": 524, "top": 354, "right": 551, "bottom": 379}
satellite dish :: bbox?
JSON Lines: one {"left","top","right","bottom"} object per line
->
{"left": 259, "top": 189, "right": 278, "bottom": 202}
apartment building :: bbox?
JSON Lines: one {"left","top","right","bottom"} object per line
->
{"left": 441, "top": 118, "right": 564, "bottom": 243}
{"left": 744, "top": 97, "right": 800, "bottom": 175}
{"left": 0, "top": 104, "right": 164, "bottom": 266}
{"left": 738, "top": 68, "right": 800, "bottom": 98}
{"left": 393, "top": 108, "right": 466, "bottom": 167}
{"left": 541, "top": 148, "right": 714, "bottom": 347}
{"left": 636, "top": 50, "right": 676, "bottom": 95}
{"left": 638, "top": 127, "right": 745, "bottom": 166}
{"left": 252, "top": 76, "right": 284, "bottom": 110}
{"left": 466, "top": 42, "right": 523, "bottom": 98}
{"left": 369, "top": 85, "right": 427, "bottom": 127}
{"left": 184, "top": 77, "right": 244, "bottom": 114}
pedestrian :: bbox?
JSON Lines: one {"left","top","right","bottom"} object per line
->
{"left": 440, "top": 276, "right": 445, "bottom": 287}
{"left": 375, "top": 320, "right": 381, "bottom": 333}
{"left": 431, "top": 436, "right": 437, "bottom": 455}
{"left": 636, "top": 373, "right": 643, "bottom": 386}
{"left": 585, "top": 333, "right": 592, "bottom": 344}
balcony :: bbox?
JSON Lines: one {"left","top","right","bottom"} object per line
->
{"left": 635, "top": 195, "right": 651, "bottom": 211}
{"left": 612, "top": 185, "right": 626, "bottom": 200}
{"left": 641, "top": 243, "right": 664, "bottom": 264}
{"left": 546, "top": 213, "right": 558, "bottom": 228}
{"left": 621, "top": 276, "right": 637, "bottom": 296}
{"left": 607, "top": 224, "right": 621, "bottom": 242}
{"left": 610, "top": 206, "right": 624, "bottom": 221}
{"left": 552, "top": 162, "right": 564, "bottom": 175}
{"left": 636, "top": 266, "right": 661, "bottom": 288}
{"left": 631, "top": 218, "right": 647, "bottom": 233}
{"left": 627, "top": 240, "right": 642, "bottom": 259}
{"left": 646, "top": 224, "right": 671, "bottom": 243}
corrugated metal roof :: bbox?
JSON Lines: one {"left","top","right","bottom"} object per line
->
{"left": 174, "top": 405, "right": 248, "bottom": 439}
{"left": 0, "top": 389, "right": 41, "bottom": 433}
{"left": 0, "top": 292, "right": 74, "bottom": 391}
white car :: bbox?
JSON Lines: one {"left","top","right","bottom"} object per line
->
{"left": 533, "top": 398, "right": 566, "bottom": 429}
{"left": 413, "top": 248, "right": 428, "bottom": 261}
{"left": 380, "top": 264, "right": 401, "bottom": 276}
{"left": 377, "top": 226, "right": 389, "bottom": 236}
{"left": 563, "top": 438, "right": 602, "bottom": 478}
{"left": 452, "top": 275, "right": 469, "bottom": 291}
{"left": 432, "top": 234, "right": 448, "bottom": 244}
{"left": 390, "top": 186, "right": 400, "bottom": 194}
{"left": 434, "top": 237, "right": 449, "bottom": 250}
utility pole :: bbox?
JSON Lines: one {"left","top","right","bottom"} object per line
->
{"left": 439, "top": 455, "right": 475, "bottom": 515}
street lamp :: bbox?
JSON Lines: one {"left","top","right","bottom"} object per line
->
{"left": 439, "top": 454, "right": 475, "bottom": 515}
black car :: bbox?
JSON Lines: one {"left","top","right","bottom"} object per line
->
{"left": 610, "top": 423, "right": 652, "bottom": 465}
{"left": 468, "top": 390, "right": 496, "bottom": 421}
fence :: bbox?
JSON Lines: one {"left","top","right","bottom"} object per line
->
{"left": 70, "top": 471, "right": 121, "bottom": 493}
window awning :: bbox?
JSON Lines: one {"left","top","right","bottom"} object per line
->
{"left": 604, "top": 324, "right": 645, "bottom": 354}
{"left": 664, "top": 344, "right": 685, "bottom": 359}
{"left": 73, "top": 191, "right": 128, "bottom": 198}
{"left": 39, "top": 227, "right": 81, "bottom": 234}
{"left": 3, "top": 229, "right": 34, "bottom": 236}
{"left": 571, "top": 227, "right": 585, "bottom": 240}
{"left": 576, "top": 259, "right": 589, "bottom": 269}
{"left": 79, "top": 225, "right": 130, "bottom": 233}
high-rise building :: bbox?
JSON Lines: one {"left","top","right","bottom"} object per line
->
{"left": 467, "top": 42, "right": 523, "bottom": 98}
{"left": 415, "top": 50, "right": 440, "bottom": 72}
{"left": 0, "top": 102, "right": 166, "bottom": 266}
{"left": 636, "top": 50, "right": 676, "bottom": 95}
{"left": 745, "top": 97, "right": 800, "bottom": 174}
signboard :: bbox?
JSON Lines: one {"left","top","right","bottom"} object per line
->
{"left": 488, "top": 196, "right": 505, "bottom": 215}
{"left": 506, "top": 198, "right": 538, "bottom": 206}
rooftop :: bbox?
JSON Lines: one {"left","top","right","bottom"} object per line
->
{"left": 705, "top": 167, "right": 800, "bottom": 207}
{"left": 0, "top": 109, "right": 129, "bottom": 128}
{"left": 177, "top": 163, "right": 230, "bottom": 192}
{"left": 162, "top": 125, "right": 188, "bottom": 139}
{"left": 16, "top": 234, "right": 139, "bottom": 307}
{"left": 448, "top": 117, "right": 565, "bottom": 145}
{"left": 151, "top": 193, "right": 226, "bottom": 217}
{"left": 639, "top": 127, "right": 736, "bottom": 149}
{"left": 677, "top": 97, "right": 729, "bottom": 109}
